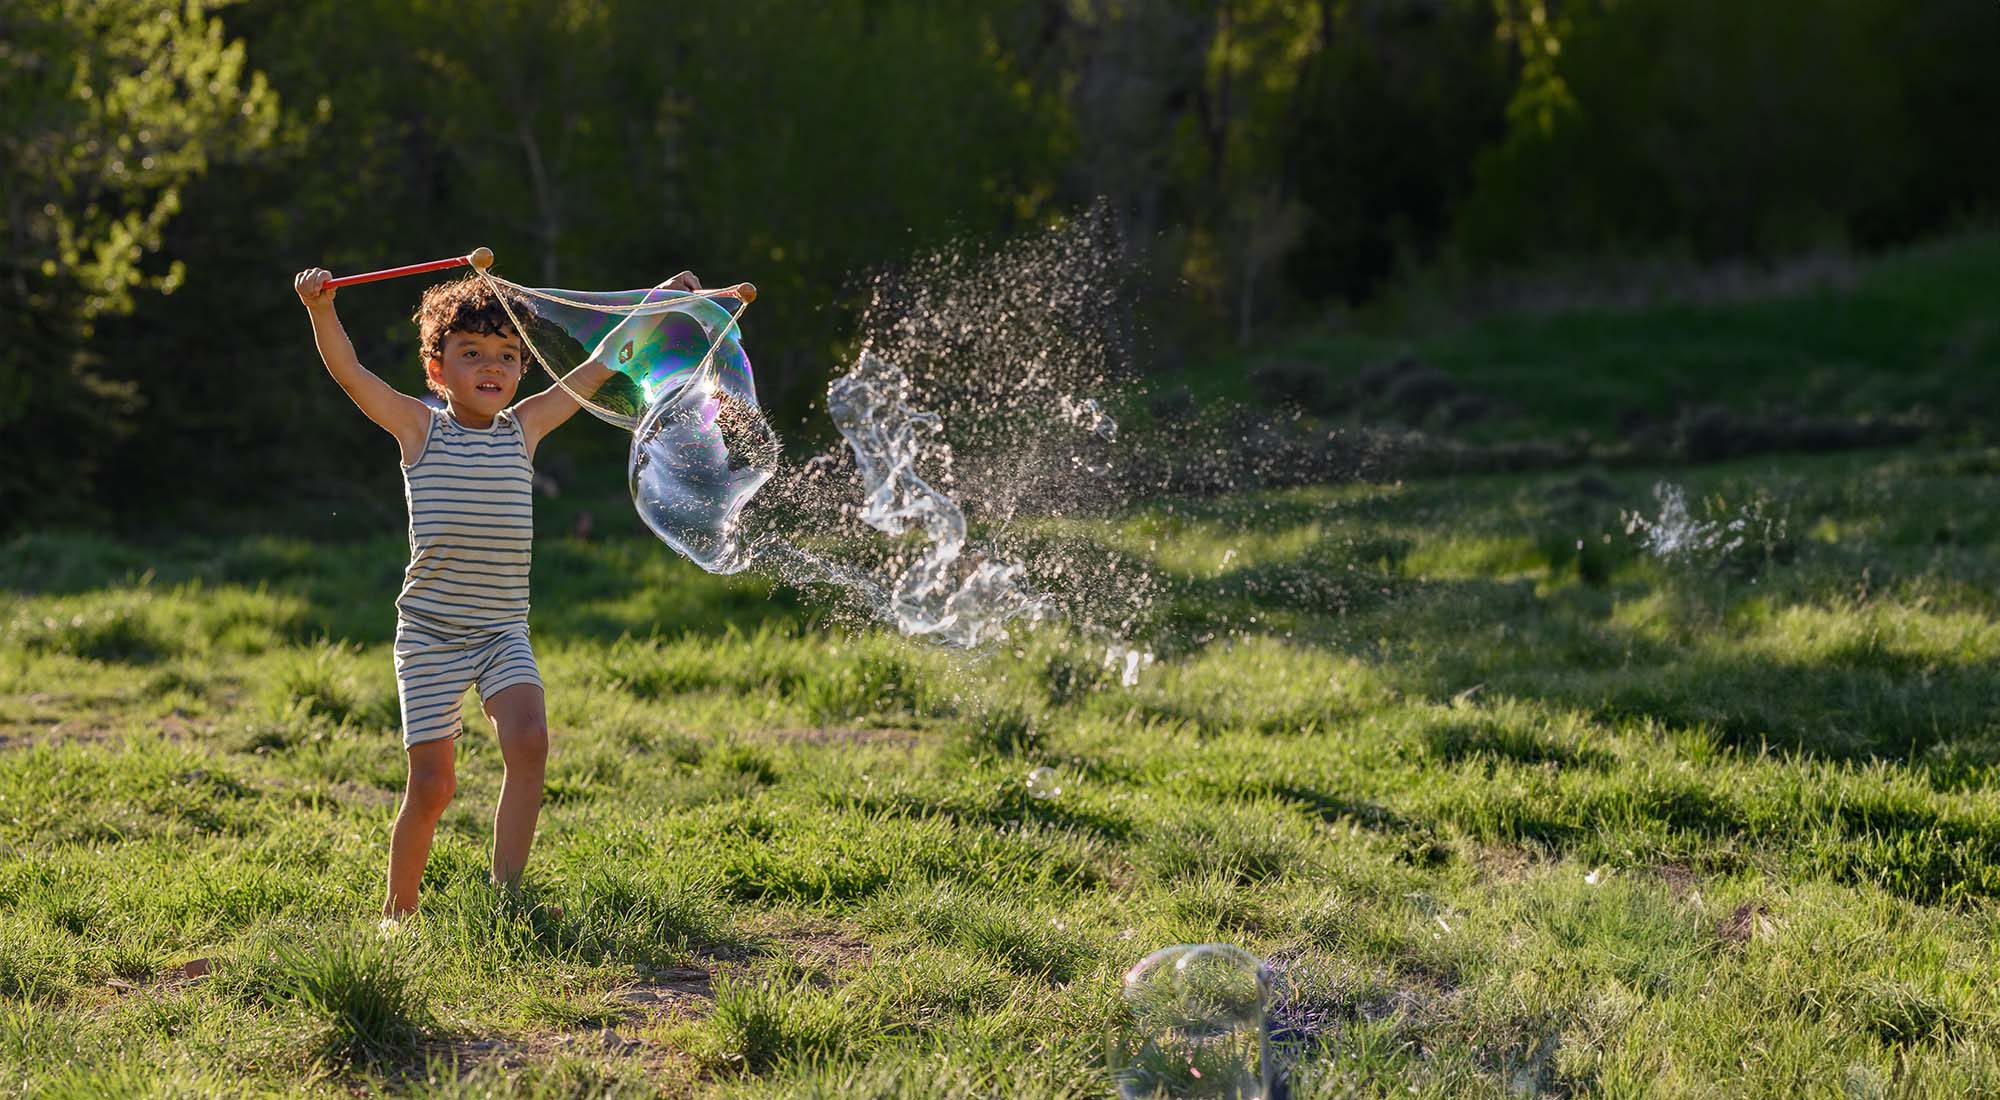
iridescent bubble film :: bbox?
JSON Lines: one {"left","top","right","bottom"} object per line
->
{"left": 481, "top": 273, "right": 776, "bottom": 574}
{"left": 503, "top": 282, "right": 756, "bottom": 430}
{"left": 629, "top": 375, "right": 779, "bottom": 574}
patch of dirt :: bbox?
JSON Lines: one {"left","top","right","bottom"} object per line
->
{"left": 1648, "top": 861, "right": 1701, "bottom": 898}
{"left": 1716, "top": 900, "right": 1778, "bottom": 947}
{"left": 435, "top": 1019, "right": 701, "bottom": 1085}
{"left": 795, "top": 933, "right": 872, "bottom": 971}
{"left": 1, "top": 713, "right": 204, "bottom": 751}
{"left": 607, "top": 966, "right": 714, "bottom": 1020}
{"left": 775, "top": 923, "right": 873, "bottom": 973}
{"left": 440, "top": 1027, "right": 663, "bottom": 1067}
{"left": 733, "top": 914, "right": 875, "bottom": 985}
{"left": 104, "top": 957, "right": 213, "bottom": 998}
{"left": 1470, "top": 842, "right": 1543, "bottom": 884}
{"left": 751, "top": 726, "right": 921, "bottom": 748}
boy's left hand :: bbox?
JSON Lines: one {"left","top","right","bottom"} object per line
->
{"left": 667, "top": 271, "right": 701, "bottom": 293}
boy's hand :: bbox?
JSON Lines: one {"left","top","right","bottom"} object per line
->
{"left": 295, "top": 268, "right": 336, "bottom": 309}
{"left": 666, "top": 270, "right": 702, "bottom": 293}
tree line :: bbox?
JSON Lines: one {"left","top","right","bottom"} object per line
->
{"left": 6, "top": 0, "right": 1997, "bottom": 532}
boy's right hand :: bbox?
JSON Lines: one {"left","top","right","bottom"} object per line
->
{"left": 294, "top": 268, "right": 336, "bottom": 309}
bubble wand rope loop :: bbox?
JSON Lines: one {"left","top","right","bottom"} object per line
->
{"left": 473, "top": 266, "right": 756, "bottom": 433}
{"left": 473, "top": 267, "right": 636, "bottom": 430}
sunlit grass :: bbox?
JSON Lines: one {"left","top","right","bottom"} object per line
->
{"left": 1183, "top": 231, "right": 2000, "bottom": 449}
{"left": 4, "top": 446, "right": 2000, "bottom": 1096}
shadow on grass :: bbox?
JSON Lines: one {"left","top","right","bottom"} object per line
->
{"left": 1261, "top": 785, "right": 1453, "bottom": 869}
{"left": 1, "top": 530, "right": 810, "bottom": 647}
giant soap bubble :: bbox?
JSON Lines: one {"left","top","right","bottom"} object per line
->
{"left": 629, "top": 365, "right": 778, "bottom": 573}
{"left": 481, "top": 274, "right": 777, "bottom": 573}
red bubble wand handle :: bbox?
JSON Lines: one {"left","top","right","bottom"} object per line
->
{"left": 324, "top": 246, "right": 494, "bottom": 289}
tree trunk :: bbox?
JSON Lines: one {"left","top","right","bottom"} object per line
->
{"left": 516, "top": 115, "right": 562, "bottom": 284}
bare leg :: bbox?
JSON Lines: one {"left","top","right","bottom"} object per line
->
{"left": 385, "top": 738, "right": 457, "bottom": 918}
{"left": 483, "top": 683, "right": 549, "bottom": 888}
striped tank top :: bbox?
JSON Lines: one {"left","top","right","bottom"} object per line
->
{"left": 395, "top": 407, "right": 534, "bottom": 634}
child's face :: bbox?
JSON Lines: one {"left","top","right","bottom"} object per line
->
{"left": 428, "top": 328, "right": 526, "bottom": 418}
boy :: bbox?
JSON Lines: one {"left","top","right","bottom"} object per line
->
{"left": 293, "top": 264, "right": 700, "bottom": 918}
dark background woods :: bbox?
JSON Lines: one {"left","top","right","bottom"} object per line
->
{"left": 6, "top": 0, "right": 1998, "bottom": 534}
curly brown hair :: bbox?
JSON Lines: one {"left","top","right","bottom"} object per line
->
{"left": 411, "top": 275, "right": 535, "bottom": 396}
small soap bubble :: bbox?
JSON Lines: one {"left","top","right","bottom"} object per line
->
{"left": 1026, "top": 766, "right": 1062, "bottom": 800}
{"left": 1116, "top": 944, "right": 1272, "bottom": 1100}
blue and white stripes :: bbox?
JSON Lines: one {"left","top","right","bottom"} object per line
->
{"left": 393, "top": 621, "right": 541, "bottom": 746}
{"left": 396, "top": 409, "right": 534, "bottom": 634}
{"left": 391, "top": 407, "right": 542, "bottom": 746}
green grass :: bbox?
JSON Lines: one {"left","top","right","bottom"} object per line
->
{"left": 4, "top": 441, "right": 2000, "bottom": 1097}
{"left": 10, "top": 234, "right": 2000, "bottom": 1094}
{"left": 1185, "top": 231, "right": 2000, "bottom": 446}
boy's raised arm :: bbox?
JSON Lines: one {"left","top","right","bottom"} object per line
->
{"left": 514, "top": 358, "right": 610, "bottom": 454}
{"left": 296, "top": 268, "right": 431, "bottom": 462}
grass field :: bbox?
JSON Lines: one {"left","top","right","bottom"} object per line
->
{"left": 7, "top": 242, "right": 2000, "bottom": 1097}
{"left": 1189, "top": 232, "right": 2000, "bottom": 449}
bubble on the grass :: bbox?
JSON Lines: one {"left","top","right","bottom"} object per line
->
{"left": 1026, "top": 766, "right": 1062, "bottom": 800}
{"left": 1117, "top": 943, "right": 1272, "bottom": 1100}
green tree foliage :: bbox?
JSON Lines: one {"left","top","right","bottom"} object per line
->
{"left": 1, "top": 0, "right": 279, "bottom": 525}
{"left": 71, "top": 0, "right": 1063, "bottom": 529}
{"left": 1284, "top": 0, "right": 1510, "bottom": 302}
{"left": 8, "top": 0, "right": 2000, "bottom": 531}
{"left": 1048, "top": 1, "right": 1508, "bottom": 329}
{"left": 1045, "top": 0, "right": 1327, "bottom": 337}
{"left": 1456, "top": 0, "right": 2000, "bottom": 263}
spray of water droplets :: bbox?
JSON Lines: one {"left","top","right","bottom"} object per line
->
{"left": 820, "top": 351, "right": 1052, "bottom": 647}
{"left": 1622, "top": 482, "right": 1790, "bottom": 565}
{"left": 732, "top": 210, "right": 1164, "bottom": 661}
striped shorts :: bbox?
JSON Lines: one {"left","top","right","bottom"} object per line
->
{"left": 393, "top": 621, "right": 543, "bottom": 748}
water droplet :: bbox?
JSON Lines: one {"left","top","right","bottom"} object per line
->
{"left": 1026, "top": 766, "right": 1062, "bottom": 800}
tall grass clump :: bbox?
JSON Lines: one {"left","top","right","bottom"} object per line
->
{"left": 0, "top": 930, "right": 74, "bottom": 1004}
{"left": 266, "top": 639, "right": 396, "bottom": 730}
{"left": 573, "top": 867, "right": 739, "bottom": 967}
{"left": 706, "top": 974, "right": 856, "bottom": 1074}
{"left": 273, "top": 933, "right": 429, "bottom": 1064}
